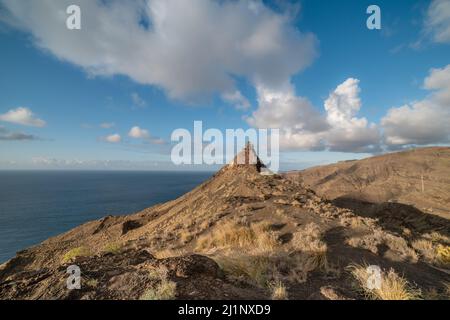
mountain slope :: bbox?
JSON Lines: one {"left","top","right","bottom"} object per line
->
{"left": 286, "top": 147, "right": 450, "bottom": 219}
{"left": 1, "top": 145, "right": 449, "bottom": 300}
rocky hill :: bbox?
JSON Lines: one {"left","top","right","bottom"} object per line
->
{"left": 0, "top": 145, "right": 449, "bottom": 300}
{"left": 286, "top": 147, "right": 450, "bottom": 219}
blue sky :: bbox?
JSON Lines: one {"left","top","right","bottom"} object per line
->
{"left": 0, "top": 0, "right": 449, "bottom": 170}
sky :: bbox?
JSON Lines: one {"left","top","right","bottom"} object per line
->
{"left": 0, "top": 0, "right": 449, "bottom": 171}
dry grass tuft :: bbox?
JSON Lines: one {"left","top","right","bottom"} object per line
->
{"left": 412, "top": 238, "right": 436, "bottom": 262}
{"left": 141, "top": 265, "right": 176, "bottom": 300}
{"left": 348, "top": 264, "right": 421, "bottom": 300}
{"left": 436, "top": 245, "right": 450, "bottom": 267}
{"left": 290, "top": 223, "right": 329, "bottom": 273}
{"left": 103, "top": 242, "right": 122, "bottom": 255}
{"left": 61, "top": 246, "right": 91, "bottom": 263}
{"left": 85, "top": 279, "right": 99, "bottom": 288}
{"left": 148, "top": 265, "right": 169, "bottom": 280}
{"left": 412, "top": 238, "right": 450, "bottom": 267}
{"left": 208, "top": 222, "right": 331, "bottom": 288}
{"left": 424, "top": 232, "right": 450, "bottom": 245}
{"left": 339, "top": 215, "right": 374, "bottom": 229}
{"left": 195, "top": 220, "right": 278, "bottom": 253}
{"left": 214, "top": 254, "right": 273, "bottom": 286}
{"left": 269, "top": 280, "right": 288, "bottom": 300}
{"left": 140, "top": 281, "right": 176, "bottom": 300}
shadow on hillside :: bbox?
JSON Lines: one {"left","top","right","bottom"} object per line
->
{"left": 322, "top": 227, "right": 450, "bottom": 291}
{"left": 289, "top": 226, "right": 450, "bottom": 299}
{"left": 0, "top": 253, "right": 35, "bottom": 282}
{"left": 331, "top": 197, "right": 450, "bottom": 242}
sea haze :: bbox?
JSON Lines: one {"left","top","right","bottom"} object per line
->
{"left": 0, "top": 170, "right": 212, "bottom": 263}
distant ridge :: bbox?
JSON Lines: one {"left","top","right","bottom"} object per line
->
{"left": 285, "top": 147, "right": 450, "bottom": 218}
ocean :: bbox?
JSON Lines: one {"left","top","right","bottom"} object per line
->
{"left": 0, "top": 171, "right": 212, "bottom": 263}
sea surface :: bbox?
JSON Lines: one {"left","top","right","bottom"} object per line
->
{"left": 0, "top": 171, "right": 212, "bottom": 263}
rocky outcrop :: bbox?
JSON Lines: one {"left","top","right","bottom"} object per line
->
{"left": 0, "top": 249, "right": 265, "bottom": 300}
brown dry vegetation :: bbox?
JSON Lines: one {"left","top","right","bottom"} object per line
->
{"left": 269, "top": 280, "right": 288, "bottom": 300}
{"left": 140, "top": 265, "right": 177, "bottom": 300}
{"left": 194, "top": 220, "right": 331, "bottom": 289}
{"left": 348, "top": 264, "right": 422, "bottom": 300}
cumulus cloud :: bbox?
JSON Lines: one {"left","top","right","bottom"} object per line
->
{"left": 0, "top": 107, "right": 46, "bottom": 127}
{"left": 128, "top": 126, "right": 166, "bottom": 145}
{"left": 323, "top": 78, "right": 380, "bottom": 153}
{"left": 0, "top": 125, "right": 39, "bottom": 141}
{"left": 424, "top": 64, "right": 450, "bottom": 105}
{"left": 247, "top": 79, "right": 380, "bottom": 153}
{"left": 128, "top": 126, "right": 150, "bottom": 139}
{"left": 248, "top": 72, "right": 450, "bottom": 153}
{"left": 325, "top": 78, "right": 362, "bottom": 126}
{"left": 381, "top": 64, "right": 450, "bottom": 149}
{"left": 222, "top": 90, "right": 251, "bottom": 110}
{"left": 104, "top": 133, "right": 122, "bottom": 143}
{"left": 246, "top": 85, "right": 328, "bottom": 150}
{"left": 425, "top": 0, "right": 450, "bottom": 43}
{"left": 3, "top": 0, "right": 444, "bottom": 154}
{"left": 247, "top": 85, "right": 328, "bottom": 133}
{"left": 0, "top": 0, "right": 317, "bottom": 105}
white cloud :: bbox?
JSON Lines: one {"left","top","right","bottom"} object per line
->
{"left": 424, "top": 64, "right": 450, "bottom": 105}
{"left": 128, "top": 126, "right": 150, "bottom": 139}
{"left": 3, "top": 0, "right": 444, "bottom": 154}
{"left": 249, "top": 69, "right": 449, "bottom": 153}
{"left": 222, "top": 90, "right": 251, "bottom": 110}
{"left": 104, "top": 133, "right": 121, "bottom": 143}
{"left": 100, "top": 122, "right": 115, "bottom": 129}
{"left": 246, "top": 84, "right": 328, "bottom": 150}
{"left": 131, "top": 92, "right": 146, "bottom": 108}
{"left": 0, "top": 107, "right": 46, "bottom": 127}
{"left": 0, "top": 0, "right": 317, "bottom": 105}
{"left": 382, "top": 102, "right": 448, "bottom": 146}
{"left": 425, "top": 0, "right": 450, "bottom": 43}
{"left": 325, "top": 78, "right": 362, "bottom": 126}
{"left": 323, "top": 78, "right": 380, "bottom": 153}
{"left": 247, "top": 79, "right": 380, "bottom": 153}
{"left": 127, "top": 126, "right": 166, "bottom": 144}
{"left": 381, "top": 64, "right": 450, "bottom": 149}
